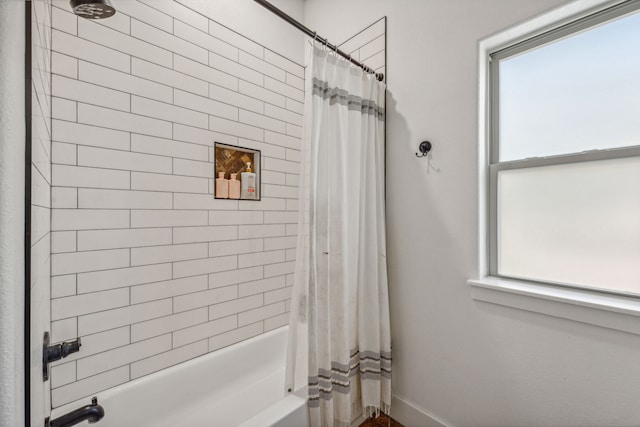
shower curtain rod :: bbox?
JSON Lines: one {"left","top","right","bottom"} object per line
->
{"left": 253, "top": 0, "right": 384, "bottom": 81}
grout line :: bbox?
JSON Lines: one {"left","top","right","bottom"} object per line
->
{"left": 52, "top": 159, "right": 299, "bottom": 183}
{"left": 68, "top": 16, "right": 304, "bottom": 92}
{"left": 52, "top": 115, "right": 302, "bottom": 153}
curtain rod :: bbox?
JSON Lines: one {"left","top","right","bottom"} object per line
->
{"left": 253, "top": 0, "right": 384, "bottom": 81}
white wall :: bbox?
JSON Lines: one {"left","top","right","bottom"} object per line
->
{"left": 0, "top": 2, "right": 26, "bottom": 426}
{"left": 304, "top": 1, "right": 640, "bottom": 426}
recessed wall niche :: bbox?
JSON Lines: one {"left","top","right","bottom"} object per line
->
{"left": 214, "top": 142, "right": 261, "bottom": 201}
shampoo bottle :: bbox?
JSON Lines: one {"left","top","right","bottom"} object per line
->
{"left": 215, "top": 172, "right": 228, "bottom": 199}
{"left": 229, "top": 173, "right": 240, "bottom": 199}
{"left": 241, "top": 162, "right": 257, "bottom": 200}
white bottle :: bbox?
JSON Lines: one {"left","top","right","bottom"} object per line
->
{"left": 240, "top": 162, "right": 257, "bottom": 200}
{"left": 215, "top": 172, "right": 228, "bottom": 199}
{"left": 228, "top": 173, "right": 240, "bottom": 199}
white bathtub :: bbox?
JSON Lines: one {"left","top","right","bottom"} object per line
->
{"left": 51, "top": 326, "right": 308, "bottom": 427}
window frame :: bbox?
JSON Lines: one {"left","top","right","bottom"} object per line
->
{"left": 486, "top": 0, "right": 640, "bottom": 297}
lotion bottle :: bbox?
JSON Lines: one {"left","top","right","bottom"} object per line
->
{"left": 215, "top": 172, "right": 228, "bottom": 199}
{"left": 241, "top": 162, "right": 257, "bottom": 200}
{"left": 229, "top": 173, "right": 240, "bottom": 199}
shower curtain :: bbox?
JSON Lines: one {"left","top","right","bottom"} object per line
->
{"left": 286, "top": 45, "right": 391, "bottom": 427}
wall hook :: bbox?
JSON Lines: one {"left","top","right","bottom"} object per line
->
{"left": 416, "top": 141, "right": 432, "bottom": 157}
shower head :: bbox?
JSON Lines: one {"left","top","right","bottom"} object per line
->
{"left": 69, "top": 0, "right": 116, "bottom": 19}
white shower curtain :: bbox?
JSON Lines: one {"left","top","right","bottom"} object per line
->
{"left": 286, "top": 45, "right": 391, "bottom": 427}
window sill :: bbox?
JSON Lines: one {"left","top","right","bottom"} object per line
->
{"left": 468, "top": 276, "right": 640, "bottom": 335}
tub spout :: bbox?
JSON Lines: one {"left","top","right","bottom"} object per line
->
{"left": 47, "top": 397, "right": 105, "bottom": 427}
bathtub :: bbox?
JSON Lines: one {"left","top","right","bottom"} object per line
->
{"left": 50, "top": 326, "right": 308, "bottom": 427}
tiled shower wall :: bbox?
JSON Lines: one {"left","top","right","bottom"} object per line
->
{"left": 31, "top": 0, "right": 53, "bottom": 423}
{"left": 49, "top": 0, "right": 303, "bottom": 407}
{"left": 339, "top": 17, "right": 386, "bottom": 81}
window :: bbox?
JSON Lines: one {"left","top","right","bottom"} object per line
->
{"left": 488, "top": 1, "right": 640, "bottom": 296}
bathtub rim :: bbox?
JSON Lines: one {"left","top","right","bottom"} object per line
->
{"left": 50, "top": 325, "right": 290, "bottom": 423}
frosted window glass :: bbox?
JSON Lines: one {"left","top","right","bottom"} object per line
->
{"left": 499, "top": 10, "right": 640, "bottom": 162}
{"left": 498, "top": 157, "right": 640, "bottom": 294}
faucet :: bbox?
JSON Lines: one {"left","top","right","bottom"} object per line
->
{"left": 46, "top": 397, "right": 105, "bottom": 427}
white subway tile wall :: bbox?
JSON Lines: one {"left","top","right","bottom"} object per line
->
{"left": 50, "top": 0, "right": 302, "bottom": 407}
{"left": 338, "top": 17, "right": 386, "bottom": 80}
{"left": 32, "top": 1, "right": 53, "bottom": 423}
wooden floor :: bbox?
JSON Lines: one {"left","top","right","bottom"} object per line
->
{"left": 359, "top": 413, "right": 404, "bottom": 427}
